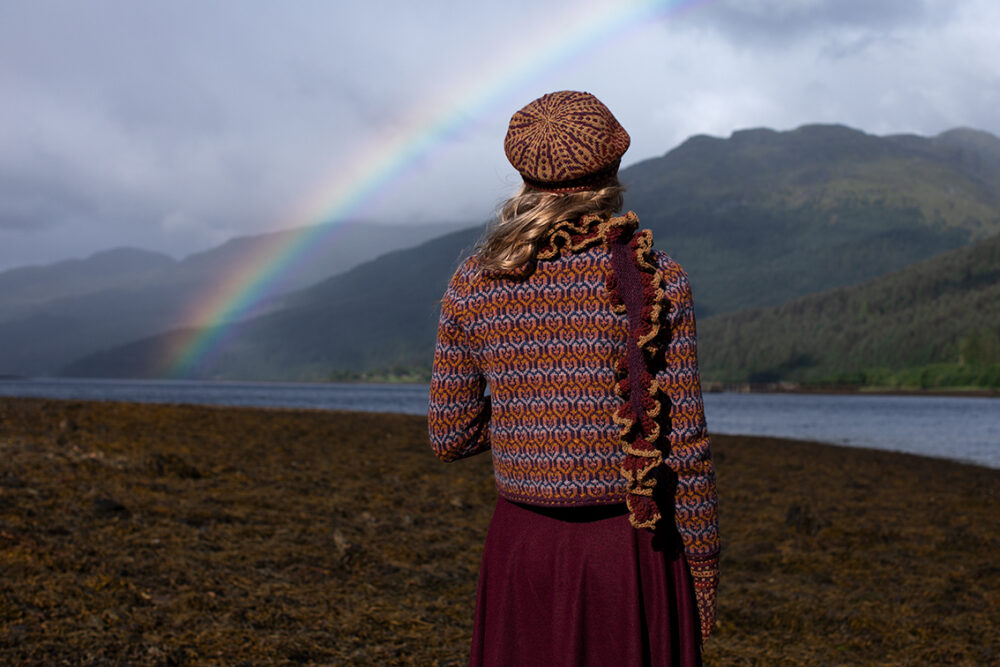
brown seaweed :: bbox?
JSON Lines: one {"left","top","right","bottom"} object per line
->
{"left": 1, "top": 397, "right": 997, "bottom": 665}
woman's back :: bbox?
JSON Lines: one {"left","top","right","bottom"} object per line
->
{"left": 430, "top": 218, "right": 709, "bottom": 510}
{"left": 427, "top": 90, "right": 718, "bottom": 666}
{"left": 431, "top": 236, "right": 626, "bottom": 504}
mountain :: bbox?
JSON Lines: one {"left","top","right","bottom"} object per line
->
{"left": 697, "top": 232, "right": 1000, "bottom": 386}
{"left": 163, "top": 221, "right": 470, "bottom": 320}
{"left": 623, "top": 124, "right": 1000, "bottom": 317}
{"left": 62, "top": 124, "right": 1000, "bottom": 381}
{"left": 887, "top": 127, "right": 1000, "bottom": 193}
{"left": 0, "top": 248, "right": 176, "bottom": 321}
{"left": 0, "top": 221, "right": 468, "bottom": 376}
{"left": 62, "top": 227, "right": 481, "bottom": 379}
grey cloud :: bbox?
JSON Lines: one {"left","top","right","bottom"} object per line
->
{"left": 0, "top": 1, "right": 998, "bottom": 271}
{"left": 0, "top": 161, "right": 100, "bottom": 233}
{"left": 688, "top": 0, "right": 956, "bottom": 46}
{"left": 0, "top": 213, "right": 58, "bottom": 232}
{"left": 817, "top": 32, "right": 887, "bottom": 60}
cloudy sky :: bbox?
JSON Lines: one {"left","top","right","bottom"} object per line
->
{"left": 1, "top": 0, "right": 998, "bottom": 270}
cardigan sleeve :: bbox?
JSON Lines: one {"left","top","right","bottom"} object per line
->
{"left": 655, "top": 254, "right": 720, "bottom": 639}
{"left": 427, "top": 262, "right": 492, "bottom": 462}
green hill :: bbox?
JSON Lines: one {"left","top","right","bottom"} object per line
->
{"left": 624, "top": 124, "right": 1000, "bottom": 317}
{"left": 698, "top": 233, "right": 1000, "bottom": 388}
{"left": 62, "top": 124, "right": 1000, "bottom": 381}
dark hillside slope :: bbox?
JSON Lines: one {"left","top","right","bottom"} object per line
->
{"left": 698, "top": 233, "right": 1000, "bottom": 385}
{"left": 626, "top": 124, "right": 1000, "bottom": 316}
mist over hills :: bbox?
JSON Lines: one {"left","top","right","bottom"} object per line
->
{"left": 0, "top": 221, "right": 468, "bottom": 376}
{"left": 0, "top": 248, "right": 176, "bottom": 320}
{"left": 63, "top": 227, "right": 480, "bottom": 380}
{"left": 40, "top": 124, "right": 1000, "bottom": 382}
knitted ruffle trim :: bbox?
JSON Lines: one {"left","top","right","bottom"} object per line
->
{"left": 512, "top": 211, "right": 668, "bottom": 530}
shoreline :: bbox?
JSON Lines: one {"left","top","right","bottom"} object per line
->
{"left": 708, "top": 428, "right": 999, "bottom": 472}
{"left": 1, "top": 392, "right": 995, "bottom": 470}
{"left": 704, "top": 381, "right": 1000, "bottom": 399}
{"left": 6, "top": 374, "right": 999, "bottom": 398}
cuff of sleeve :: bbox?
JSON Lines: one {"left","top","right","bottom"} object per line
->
{"left": 687, "top": 552, "right": 719, "bottom": 640}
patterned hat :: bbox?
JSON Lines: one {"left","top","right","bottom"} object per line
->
{"left": 504, "top": 90, "right": 630, "bottom": 193}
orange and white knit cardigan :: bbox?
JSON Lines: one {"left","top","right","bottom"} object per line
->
{"left": 428, "top": 211, "right": 720, "bottom": 635}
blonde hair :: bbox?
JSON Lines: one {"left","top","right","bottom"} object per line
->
{"left": 473, "top": 179, "right": 626, "bottom": 275}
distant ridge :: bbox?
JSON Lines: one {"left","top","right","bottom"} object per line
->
{"left": 0, "top": 247, "right": 176, "bottom": 315}
{"left": 0, "top": 221, "right": 469, "bottom": 376}
{"left": 63, "top": 227, "right": 481, "bottom": 380}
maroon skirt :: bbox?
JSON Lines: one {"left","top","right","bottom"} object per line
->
{"left": 469, "top": 497, "right": 702, "bottom": 667}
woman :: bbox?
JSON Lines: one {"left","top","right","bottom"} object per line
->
{"left": 428, "top": 90, "right": 719, "bottom": 666}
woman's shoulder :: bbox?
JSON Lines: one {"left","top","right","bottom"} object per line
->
{"left": 452, "top": 254, "right": 481, "bottom": 281}
{"left": 442, "top": 254, "right": 486, "bottom": 299}
{"left": 649, "top": 247, "right": 692, "bottom": 297}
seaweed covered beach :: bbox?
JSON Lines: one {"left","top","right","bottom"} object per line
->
{"left": 1, "top": 398, "right": 998, "bottom": 665}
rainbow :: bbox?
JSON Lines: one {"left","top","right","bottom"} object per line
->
{"left": 164, "top": 0, "right": 711, "bottom": 378}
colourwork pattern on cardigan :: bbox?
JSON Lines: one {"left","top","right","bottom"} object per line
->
{"left": 428, "top": 212, "right": 720, "bottom": 601}
{"left": 523, "top": 211, "right": 666, "bottom": 529}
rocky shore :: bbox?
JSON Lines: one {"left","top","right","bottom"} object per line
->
{"left": 1, "top": 397, "right": 997, "bottom": 665}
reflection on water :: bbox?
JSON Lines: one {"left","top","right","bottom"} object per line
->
{"left": 0, "top": 378, "right": 997, "bottom": 468}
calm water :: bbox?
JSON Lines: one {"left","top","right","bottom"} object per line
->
{"left": 1, "top": 378, "right": 997, "bottom": 469}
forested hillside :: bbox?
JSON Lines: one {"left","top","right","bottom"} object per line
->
{"left": 698, "top": 233, "right": 1000, "bottom": 387}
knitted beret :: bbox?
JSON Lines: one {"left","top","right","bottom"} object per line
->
{"left": 504, "top": 90, "right": 630, "bottom": 193}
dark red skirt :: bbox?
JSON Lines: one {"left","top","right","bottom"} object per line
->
{"left": 469, "top": 497, "right": 702, "bottom": 667}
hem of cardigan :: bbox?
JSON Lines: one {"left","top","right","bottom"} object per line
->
{"left": 496, "top": 488, "right": 629, "bottom": 508}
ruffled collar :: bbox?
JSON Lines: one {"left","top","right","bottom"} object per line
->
{"left": 483, "top": 211, "right": 641, "bottom": 281}
{"left": 536, "top": 211, "right": 640, "bottom": 261}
